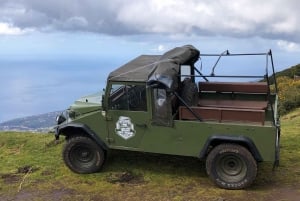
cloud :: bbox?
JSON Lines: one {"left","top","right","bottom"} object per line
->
{"left": 0, "top": 0, "right": 300, "bottom": 43}
{"left": 0, "top": 22, "right": 31, "bottom": 35}
{"left": 150, "top": 44, "right": 167, "bottom": 52}
{"left": 277, "top": 40, "right": 300, "bottom": 52}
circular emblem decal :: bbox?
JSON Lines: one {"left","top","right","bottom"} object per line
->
{"left": 115, "top": 116, "right": 136, "bottom": 140}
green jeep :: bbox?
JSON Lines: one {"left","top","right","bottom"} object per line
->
{"left": 55, "top": 45, "right": 280, "bottom": 189}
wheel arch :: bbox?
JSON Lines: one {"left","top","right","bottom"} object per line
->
{"left": 199, "top": 135, "right": 263, "bottom": 162}
{"left": 56, "top": 123, "right": 108, "bottom": 151}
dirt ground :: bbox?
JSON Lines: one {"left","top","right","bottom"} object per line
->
{"left": 1, "top": 169, "right": 300, "bottom": 201}
{"left": 2, "top": 184, "right": 300, "bottom": 201}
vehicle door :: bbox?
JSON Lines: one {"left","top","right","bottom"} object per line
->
{"left": 106, "top": 82, "right": 149, "bottom": 149}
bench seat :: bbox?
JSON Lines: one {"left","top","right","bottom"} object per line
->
{"left": 179, "top": 106, "right": 266, "bottom": 125}
{"left": 198, "top": 99, "right": 268, "bottom": 110}
{"left": 198, "top": 82, "right": 269, "bottom": 94}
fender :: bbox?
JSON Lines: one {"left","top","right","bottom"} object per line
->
{"left": 55, "top": 122, "right": 108, "bottom": 150}
{"left": 199, "top": 135, "right": 263, "bottom": 162}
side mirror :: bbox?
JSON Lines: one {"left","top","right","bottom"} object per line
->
{"left": 102, "top": 88, "right": 106, "bottom": 110}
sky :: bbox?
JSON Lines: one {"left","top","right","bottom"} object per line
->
{"left": 0, "top": 0, "right": 300, "bottom": 122}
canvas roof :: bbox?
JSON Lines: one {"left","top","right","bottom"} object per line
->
{"left": 108, "top": 45, "right": 200, "bottom": 90}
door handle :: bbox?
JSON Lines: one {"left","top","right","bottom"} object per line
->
{"left": 136, "top": 123, "right": 147, "bottom": 128}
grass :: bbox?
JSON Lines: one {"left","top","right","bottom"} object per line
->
{"left": 1, "top": 109, "right": 300, "bottom": 201}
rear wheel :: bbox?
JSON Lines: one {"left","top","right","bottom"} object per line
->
{"left": 63, "top": 136, "right": 105, "bottom": 174}
{"left": 206, "top": 144, "right": 257, "bottom": 189}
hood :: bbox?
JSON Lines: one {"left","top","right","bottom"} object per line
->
{"left": 70, "top": 92, "right": 102, "bottom": 115}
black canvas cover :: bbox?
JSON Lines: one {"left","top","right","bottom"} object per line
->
{"left": 108, "top": 45, "right": 200, "bottom": 91}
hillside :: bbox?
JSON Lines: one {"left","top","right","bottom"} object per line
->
{"left": 0, "top": 111, "right": 61, "bottom": 133}
{"left": 270, "top": 64, "right": 300, "bottom": 115}
{"left": 274, "top": 63, "right": 300, "bottom": 80}
{"left": 0, "top": 109, "right": 300, "bottom": 201}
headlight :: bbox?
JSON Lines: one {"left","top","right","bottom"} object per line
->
{"left": 56, "top": 114, "right": 66, "bottom": 124}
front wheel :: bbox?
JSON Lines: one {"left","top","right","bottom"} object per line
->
{"left": 63, "top": 136, "right": 105, "bottom": 174}
{"left": 206, "top": 144, "right": 257, "bottom": 189}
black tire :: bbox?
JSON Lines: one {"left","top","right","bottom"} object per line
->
{"left": 63, "top": 136, "right": 105, "bottom": 174}
{"left": 180, "top": 78, "right": 198, "bottom": 106}
{"left": 206, "top": 144, "right": 257, "bottom": 190}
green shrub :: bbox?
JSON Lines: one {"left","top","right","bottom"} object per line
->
{"left": 276, "top": 76, "right": 300, "bottom": 115}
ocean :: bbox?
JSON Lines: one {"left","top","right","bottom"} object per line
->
{"left": 0, "top": 57, "right": 118, "bottom": 123}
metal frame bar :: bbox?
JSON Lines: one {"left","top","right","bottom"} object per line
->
{"left": 174, "top": 92, "right": 202, "bottom": 122}
{"left": 189, "top": 49, "right": 278, "bottom": 127}
{"left": 181, "top": 75, "right": 265, "bottom": 78}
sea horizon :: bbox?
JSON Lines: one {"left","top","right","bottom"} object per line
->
{"left": 0, "top": 57, "right": 121, "bottom": 123}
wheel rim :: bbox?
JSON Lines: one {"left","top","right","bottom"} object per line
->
{"left": 216, "top": 154, "right": 247, "bottom": 183}
{"left": 70, "top": 144, "right": 96, "bottom": 169}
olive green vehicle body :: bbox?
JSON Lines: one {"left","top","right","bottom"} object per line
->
{"left": 55, "top": 45, "right": 280, "bottom": 167}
